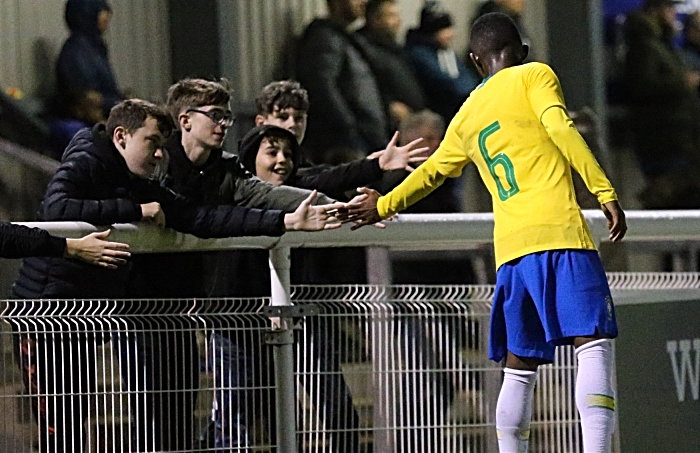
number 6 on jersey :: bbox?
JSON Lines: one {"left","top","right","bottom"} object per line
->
{"left": 479, "top": 121, "right": 519, "bottom": 201}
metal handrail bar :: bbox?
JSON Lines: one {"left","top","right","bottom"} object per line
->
{"left": 0, "top": 136, "right": 58, "bottom": 175}
{"left": 13, "top": 209, "right": 700, "bottom": 254}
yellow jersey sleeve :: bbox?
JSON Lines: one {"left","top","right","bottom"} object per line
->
{"left": 540, "top": 107, "right": 618, "bottom": 204}
{"left": 526, "top": 63, "right": 566, "bottom": 120}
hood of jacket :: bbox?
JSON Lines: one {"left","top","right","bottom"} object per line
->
{"left": 65, "top": 0, "right": 111, "bottom": 39}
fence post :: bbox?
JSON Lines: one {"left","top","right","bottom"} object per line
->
{"left": 269, "top": 246, "right": 297, "bottom": 453}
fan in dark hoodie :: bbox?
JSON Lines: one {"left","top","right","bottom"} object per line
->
{"left": 404, "top": 1, "right": 480, "bottom": 123}
{"left": 56, "top": 0, "right": 123, "bottom": 116}
{"left": 208, "top": 125, "right": 360, "bottom": 452}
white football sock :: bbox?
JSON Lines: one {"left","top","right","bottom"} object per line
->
{"left": 575, "top": 339, "right": 616, "bottom": 453}
{"left": 496, "top": 367, "right": 537, "bottom": 453}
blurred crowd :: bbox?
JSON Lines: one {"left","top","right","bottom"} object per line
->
{"left": 609, "top": 0, "right": 700, "bottom": 208}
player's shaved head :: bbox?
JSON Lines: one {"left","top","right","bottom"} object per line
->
{"left": 470, "top": 12, "right": 524, "bottom": 60}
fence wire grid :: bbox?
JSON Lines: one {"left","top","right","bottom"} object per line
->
{"left": 0, "top": 274, "right": 678, "bottom": 452}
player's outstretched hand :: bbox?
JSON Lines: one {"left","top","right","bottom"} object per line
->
{"left": 342, "top": 187, "right": 383, "bottom": 231}
{"left": 65, "top": 229, "right": 131, "bottom": 269}
{"left": 601, "top": 200, "right": 627, "bottom": 242}
{"left": 284, "top": 190, "right": 345, "bottom": 231}
{"left": 369, "top": 131, "right": 430, "bottom": 172}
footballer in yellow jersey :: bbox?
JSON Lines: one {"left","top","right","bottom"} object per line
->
{"left": 344, "top": 12, "right": 625, "bottom": 453}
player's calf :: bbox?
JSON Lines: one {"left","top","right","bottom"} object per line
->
{"left": 575, "top": 338, "right": 616, "bottom": 453}
{"left": 496, "top": 367, "right": 537, "bottom": 453}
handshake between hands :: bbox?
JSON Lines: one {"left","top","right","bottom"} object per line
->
{"left": 140, "top": 188, "right": 385, "bottom": 234}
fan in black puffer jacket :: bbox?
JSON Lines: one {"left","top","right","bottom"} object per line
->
{"left": 13, "top": 125, "right": 287, "bottom": 301}
{"left": 9, "top": 103, "right": 289, "bottom": 453}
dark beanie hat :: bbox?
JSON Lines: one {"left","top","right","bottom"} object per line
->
{"left": 238, "top": 125, "right": 302, "bottom": 178}
{"left": 419, "top": 1, "right": 453, "bottom": 34}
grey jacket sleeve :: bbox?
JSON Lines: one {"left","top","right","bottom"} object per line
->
{"left": 232, "top": 175, "right": 336, "bottom": 211}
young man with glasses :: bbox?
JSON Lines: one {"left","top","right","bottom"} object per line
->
{"left": 115, "top": 78, "right": 345, "bottom": 452}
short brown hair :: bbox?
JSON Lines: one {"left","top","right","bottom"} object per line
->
{"left": 255, "top": 80, "right": 310, "bottom": 116}
{"left": 166, "top": 78, "right": 232, "bottom": 121}
{"left": 106, "top": 99, "right": 174, "bottom": 138}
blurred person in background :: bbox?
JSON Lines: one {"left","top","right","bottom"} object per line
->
{"left": 296, "top": 0, "right": 389, "bottom": 164}
{"left": 623, "top": 0, "right": 700, "bottom": 208}
{"left": 680, "top": 10, "right": 700, "bottom": 72}
{"left": 358, "top": 0, "right": 426, "bottom": 129}
{"left": 56, "top": 0, "right": 123, "bottom": 118}
{"left": 405, "top": 1, "right": 480, "bottom": 124}
{"left": 47, "top": 89, "right": 105, "bottom": 159}
{"left": 472, "top": 0, "right": 528, "bottom": 45}
{"left": 378, "top": 110, "right": 460, "bottom": 214}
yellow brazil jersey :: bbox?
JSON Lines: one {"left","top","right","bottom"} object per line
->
{"left": 377, "top": 62, "right": 618, "bottom": 268}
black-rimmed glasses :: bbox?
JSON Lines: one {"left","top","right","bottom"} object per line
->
{"left": 187, "top": 109, "right": 235, "bottom": 127}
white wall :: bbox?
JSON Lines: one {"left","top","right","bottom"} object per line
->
{"left": 0, "top": 0, "right": 171, "bottom": 102}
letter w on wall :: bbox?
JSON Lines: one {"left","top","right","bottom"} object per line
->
{"left": 667, "top": 339, "right": 700, "bottom": 402}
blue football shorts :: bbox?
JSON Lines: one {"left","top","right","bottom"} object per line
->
{"left": 488, "top": 249, "right": 618, "bottom": 363}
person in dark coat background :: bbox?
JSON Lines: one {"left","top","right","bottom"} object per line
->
{"left": 405, "top": 1, "right": 480, "bottom": 123}
{"left": 623, "top": 0, "right": 700, "bottom": 208}
{"left": 357, "top": 0, "right": 426, "bottom": 129}
{"left": 471, "top": 0, "right": 528, "bottom": 45}
{"left": 295, "top": 0, "right": 389, "bottom": 163}
{"left": 56, "top": 0, "right": 123, "bottom": 117}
